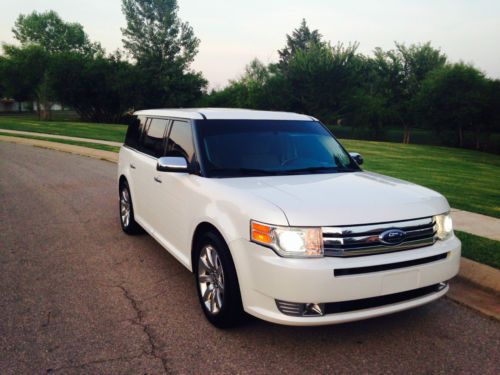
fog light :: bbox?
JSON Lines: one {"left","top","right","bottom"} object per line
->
{"left": 276, "top": 300, "right": 325, "bottom": 317}
{"left": 304, "top": 303, "right": 325, "bottom": 316}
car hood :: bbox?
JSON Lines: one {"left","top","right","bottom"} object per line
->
{"left": 217, "top": 172, "right": 449, "bottom": 226}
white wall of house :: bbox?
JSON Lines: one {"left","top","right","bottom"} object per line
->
{"left": 0, "top": 100, "right": 63, "bottom": 113}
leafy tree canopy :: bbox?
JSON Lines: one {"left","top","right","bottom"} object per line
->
{"left": 278, "top": 19, "right": 325, "bottom": 68}
{"left": 416, "top": 63, "right": 488, "bottom": 147}
{"left": 121, "top": 0, "right": 199, "bottom": 70}
{"left": 12, "top": 10, "right": 103, "bottom": 56}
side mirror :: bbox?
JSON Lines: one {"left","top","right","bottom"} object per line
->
{"left": 349, "top": 152, "right": 364, "bottom": 165}
{"left": 157, "top": 156, "right": 189, "bottom": 172}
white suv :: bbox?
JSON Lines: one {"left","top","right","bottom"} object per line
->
{"left": 118, "top": 108, "right": 460, "bottom": 328}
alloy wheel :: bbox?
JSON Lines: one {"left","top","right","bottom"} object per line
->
{"left": 120, "top": 188, "right": 131, "bottom": 228}
{"left": 198, "top": 245, "right": 225, "bottom": 314}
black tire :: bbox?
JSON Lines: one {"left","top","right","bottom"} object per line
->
{"left": 194, "top": 231, "right": 244, "bottom": 328}
{"left": 119, "top": 181, "right": 143, "bottom": 235}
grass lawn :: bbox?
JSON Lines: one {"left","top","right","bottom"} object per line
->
{"left": 1, "top": 115, "right": 498, "bottom": 217}
{"left": 0, "top": 115, "right": 126, "bottom": 143}
{"left": 0, "top": 132, "right": 120, "bottom": 153}
{"left": 455, "top": 231, "right": 500, "bottom": 269}
{"left": 341, "top": 139, "right": 500, "bottom": 218}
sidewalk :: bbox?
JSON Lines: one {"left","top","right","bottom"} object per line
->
{"left": 0, "top": 129, "right": 123, "bottom": 147}
{"left": 451, "top": 209, "right": 500, "bottom": 241}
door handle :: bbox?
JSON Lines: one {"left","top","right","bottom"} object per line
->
{"left": 130, "top": 163, "right": 136, "bottom": 169}
{"left": 154, "top": 176, "right": 162, "bottom": 183}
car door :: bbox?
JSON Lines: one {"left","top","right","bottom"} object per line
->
{"left": 152, "top": 119, "right": 196, "bottom": 263}
{"left": 132, "top": 117, "right": 169, "bottom": 232}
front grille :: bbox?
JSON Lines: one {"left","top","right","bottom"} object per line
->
{"left": 323, "top": 217, "right": 437, "bottom": 257}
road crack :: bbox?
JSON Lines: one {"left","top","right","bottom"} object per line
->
{"left": 116, "top": 284, "right": 170, "bottom": 374}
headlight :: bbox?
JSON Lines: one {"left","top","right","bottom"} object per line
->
{"left": 250, "top": 220, "right": 323, "bottom": 258}
{"left": 435, "top": 213, "right": 453, "bottom": 241}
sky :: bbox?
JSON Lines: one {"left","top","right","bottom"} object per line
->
{"left": 1, "top": 0, "right": 500, "bottom": 89}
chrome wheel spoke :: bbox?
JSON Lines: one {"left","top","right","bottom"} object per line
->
{"left": 206, "top": 247, "right": 216, "bottom": 268}
{"left": 198, "top": 274, "right": 213, "bottom": 283}
{"left": 200, "top": 254, "right": 212, "bottom": 272}
{"left": 215, "top": 288, "right": 223, "bottom": 310}
{"left": 202, "top": 284, "right": 213, "bottom": 301}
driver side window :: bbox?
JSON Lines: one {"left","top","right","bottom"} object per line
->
{"left": 166, "top": 120, "right": 194, "bottom": 162}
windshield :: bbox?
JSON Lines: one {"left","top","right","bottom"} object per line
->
{"left": 196, "top": 120, "right": 360, "bottom": 177}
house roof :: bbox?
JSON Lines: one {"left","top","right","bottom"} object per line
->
{"left": 134, "top": 108, "right": 317, "bottom": 121}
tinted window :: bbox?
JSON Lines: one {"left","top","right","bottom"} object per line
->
{"left": 167, "top": 121, "right": 194, "bottom": 162}
{"left": 196, "top": 120, "right": 359, "bottom": 177}
{"left": 140, "top": 118, "right": 168, "bottom": 157}
{"left": 124, "top": 115, "right": 146, "bottom": 149}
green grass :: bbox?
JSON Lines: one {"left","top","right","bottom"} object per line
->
{"left": 0, "top": 132, "right": 120, "bottom": 153}
{"left": 455, "top": 231, "right": 500, "bottom": 269}
{"left": 1, "top": 115, "right": 498, "bottom": 218}
{"left": 341, "top": 139, "right": 500, "bottom": 218}
{"left": 0, "top": 115, "right": 126, "bottom": 143}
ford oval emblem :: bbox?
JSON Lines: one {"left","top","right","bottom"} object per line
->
{"left": 379, "top": 229, "right": 406, "bottom": 245}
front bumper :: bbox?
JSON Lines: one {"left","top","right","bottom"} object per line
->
{"left": 229, "top": 236, "right": 461, "bottom": 326}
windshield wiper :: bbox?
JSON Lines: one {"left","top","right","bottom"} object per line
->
{"left": 283, "top": 166, "right": 357, "bottom": 174}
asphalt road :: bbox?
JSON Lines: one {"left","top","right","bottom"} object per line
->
{"left": 1, "top": 142, "right": 499, "bottom": 375}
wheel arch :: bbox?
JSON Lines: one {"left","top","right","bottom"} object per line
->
{"left": 118, "top": 174, "right": 128, "bottom": 190}
{"left": 191, "top": 222, "right": 231, "bottom": 273}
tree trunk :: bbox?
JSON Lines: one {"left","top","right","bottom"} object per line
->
{"left": 475, "top": 125, "right": 481, "bottom": 150}
{"left": 403, "top": 125, "right": 411, "bottom": 144}
{"left": 458, "top": 124, "right": 463, "bottom": 147}
{"left": 36, "top": 99, "right": 41, "bottom": 120}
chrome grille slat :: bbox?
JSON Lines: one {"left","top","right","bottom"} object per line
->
{"left": 322, "top": 217, "right": 437, "bottom": 257}
{"left": 322, "top": 217, "right": 434, "bottom": 237}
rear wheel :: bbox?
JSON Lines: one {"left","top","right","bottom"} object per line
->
{"left": 194, "top": 232, "right": 244, "bottom": 328}
{"left": 119, "top": 181, "right": 143, "bottom": 234}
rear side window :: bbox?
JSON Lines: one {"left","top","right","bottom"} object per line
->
{"left": 140, "top": 118, "right": 169, "bottom": 157}
{"left": 166, "top": 120, "right": 195, "bottom": 162}
{"left": 124, "top": 115, "right": 147, "bottom": 149}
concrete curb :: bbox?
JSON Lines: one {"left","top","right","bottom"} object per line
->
{"left": 2, "top": 136, "right": 499, "bottom": 319}
{"left": 0, "top": 135, "right": 118, "bottom": 163}
{"left": 446, "top": 257, "right": 499, "bottom": 321}
{"left": 458, "top": 257, "right": 500, "bottom": 293}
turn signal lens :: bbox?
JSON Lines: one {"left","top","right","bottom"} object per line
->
{"left": 251, "top": 222, "right": 273, "bottom": 244}
{"left": 250, "top": 220, "right": 323, "bottom": 258}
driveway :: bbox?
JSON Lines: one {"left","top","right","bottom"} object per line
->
{"left": 1, "top": 142, "right": 499, "bottom": 374}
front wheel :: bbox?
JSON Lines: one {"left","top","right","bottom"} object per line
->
{"left": 194, "top": 232, "right": 244, "bottom": 328}
{"left": 119, "top": 181, "right": 143, "bottom": 235}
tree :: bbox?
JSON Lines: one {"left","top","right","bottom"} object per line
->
{"left": 49, "top": 52, "right": 141, "bottom": 123}
{"left": 0, "top": 44, "right": 52, "bottom": 119}
{"left": 374, "top": 42, "right": 447, "bottom": 143}
{"left": 416, "top": 63, "right": 488, "bottom": 148}
{"left": 121, "top": 0, "right": 206, "bottom": 107}
{"left": 278, "top": 19, "right": 324, "bottom": 69}
{"left": 483, "top": 80, "right": 500, "bottom": 149}
{"left": 12, "top": 10, "right": 103, "bottom": 56}
{"left": 285, "top": 42, "right": 362, "bottom": 122}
